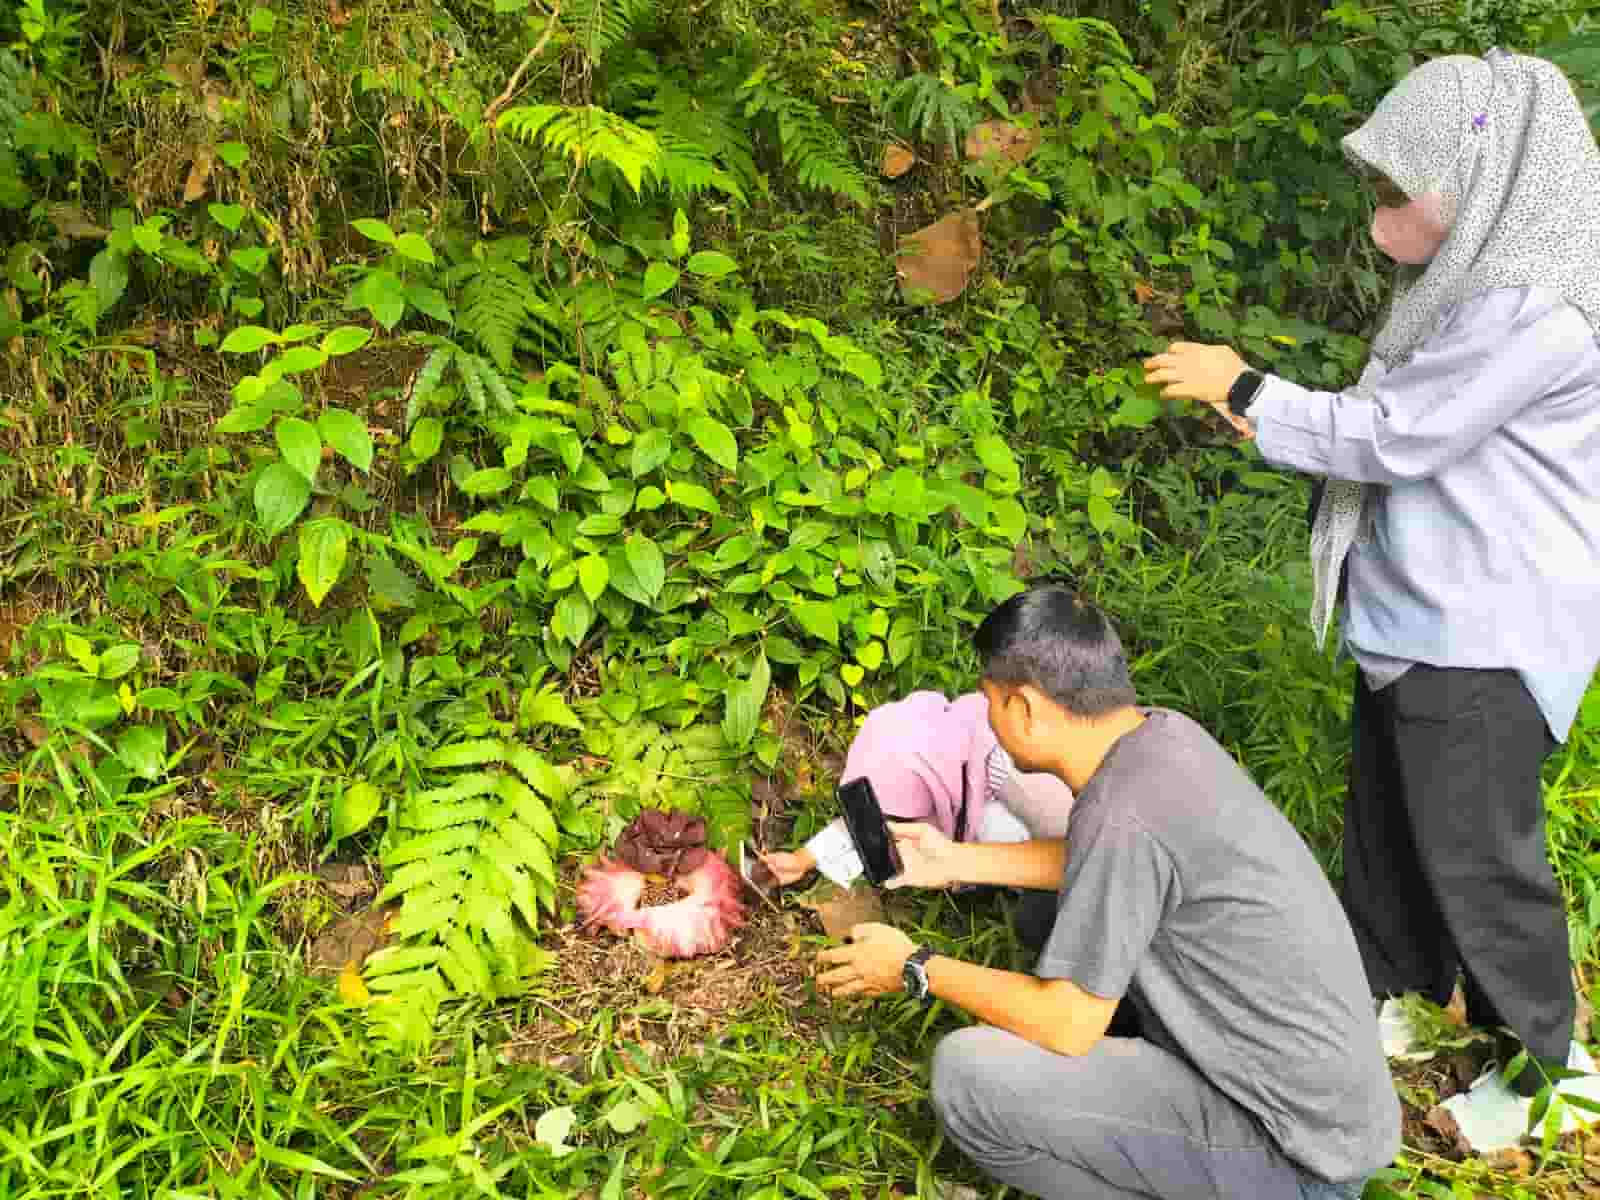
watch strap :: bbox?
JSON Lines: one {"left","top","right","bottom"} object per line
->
{"left": 1225, "top": 369, "right": 1266, "bottom": 418}
{"left": 904, "top": 945, "right": 937, "bottom": 1001}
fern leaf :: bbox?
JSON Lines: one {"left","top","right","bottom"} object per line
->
{"left": 424, "top": 739, "right": 507, "bottom": 769}
{"left": 499, "top": 104, "right": 661, "bottom": 195}
{"left": 737, "top": 77, "right": 870, "bottom": 208}
{"left": 376, "top": 741, "right": 563, "bottom": 1005}
{"left": 561, "top": 0, "right": 654, "bottom": 66}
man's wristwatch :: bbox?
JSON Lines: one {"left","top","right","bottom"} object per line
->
{"left": 1225, "top": 368, "right": 1267, "bottom": 419}
{"left": 902, "top": 946, "right": 937, "bottom": 1003}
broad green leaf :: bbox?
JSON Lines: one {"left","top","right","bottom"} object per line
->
{"left": 856, "top": 640, "right": 885, "bottom": 670}
{"left": 578, "top": 554, "right": 610, "bottom": 602}
{"left": 1111, "top": 390, "right": 1163, "bottom": 428}
{"left": 255, "top": 462, "right": 312, "bottom": 537}
{"left": 221, "top": 324, "right": 280, "bottom": 354}
{"left": 217, "top": 141, "right": 250, "bottom": 168}
{"left": 552, "top": 591, "right": 593, "bottom": 646}
{"left": 333, "top": 781, "right": 383, "bottom": 842}
{"left": 319, "top": 408, "right": 375, "bottom": 472}
{"left": 209, "top": 202, "right": 246, "bottom": 230}
{"left": 624, "top": 534, "right": 665, "bottom": 599}
{"left": 352, "top": 217, "right": 396, "bottom": 246}
{"left": 790, "top": 600, "right": 839, "bottom": 645}
{"left": 273, "top": 345, "right": 328, "bottom": 375}
{"left": 276, "top": 417, "right": 322, "bottom": 482}
{"left": 667, "top": 479, "right": 720, "bottom": 515}
{"left": 605, "top": 1098, "right": 651, "bottom": 1135}
{"left": 297, "top": 519, "right": 350, "bottom": 606}
{"left": 410, "top": 416, "right": 444, "bottom": 461}
{"left": 630, "top": 428, "right": 672, "bottom": 477}
{"left": 461, "top": 467, "right": 514, "bottom": 496}
{"left": 721, "top": 651, "right": 770, "bottom": 749}
{"left": 686, "top": 250, "right": 739, "bottom": 278}
{"left": 685, "top": 416, "right": 738, "bottom": 473}
{"left": 321, "top": 325, "right": 372, "bottom": 357}
{"left": 974, "top": 434, "right": 1019, "bottom": 481}
{"left": 393, "top": 232, "right": 436, "bottom": 264}
{"left": 368, "top": 557, "right": 419, "bottom": 610}
{"left": 97, "top": 643, "right": 141, "bottom": 680}
{"left": 671, "top": 208, "right": 690, "bottom": 258}
{"left": 215, "top": 403, "right": 274, "bottom": 434}
{"left": 577, "top": 512, "right": 623, "bottom": 537}
{"left": 861, "top": 540, "right": 895, "bottom": 588}
{"left": 116, "top": 725, "right": 167, "bottom": 782}
{"left": 642, "top": 262, "right": 680, "bottom": 300}
{"left": 90, "top": 249, "right": 129, "bottom": 314}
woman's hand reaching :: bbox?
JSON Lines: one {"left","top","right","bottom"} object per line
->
{"left": 759, "top": 848, "right": 817, "bottom": 887}
{"left": 1142, "top": 342, "right": 1255, "bottom": 438}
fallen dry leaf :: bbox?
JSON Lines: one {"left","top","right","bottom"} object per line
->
{"left": 307, "top": 907, "right": 390, "bottom": 976}
{"left": 1483, "top": 1147, "right": 1534, "bottom": 1176}
{"left": 803, "top": 882, "right": 886, "bottom": 941}
{"left": 881, "top": 143, "right": 916, "bottom": 179}
{"left": 964, "top": 119, "right": 1039, "bottom": 166}
{"left": 642, "top": 958, "right": 670, "bottom": 995}
{"left": 336, "top": 960, "right": 372, "bottom": 1006}
{"left": 897, "top": 209, "right": 982, "bottom": 305}
{"left": 183, "top": 146, "right": 214, "bottom": 204}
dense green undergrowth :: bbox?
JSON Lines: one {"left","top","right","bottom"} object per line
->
{"left": 4, "top": 0, "right": 1600, "bottom": 1195}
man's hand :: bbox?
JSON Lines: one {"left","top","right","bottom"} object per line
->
{"left": 1142, "top": 342, "right": 1255, "bottom": 438}
{"left": 885, "top": 822, "right": 964, "bottom": 890}
{"left": 815, "top": 923, "right": 917, "bottom": 999}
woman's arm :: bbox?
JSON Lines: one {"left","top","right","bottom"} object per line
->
{"left": 1146, "top": 288, "right": 1590, "bottom": 486}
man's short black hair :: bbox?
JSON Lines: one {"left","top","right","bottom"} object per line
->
{"left": 974, "top": 585, "right": 1137, "bottom": 718}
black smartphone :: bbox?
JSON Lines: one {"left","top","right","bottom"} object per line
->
{"left": 838, "top": 776, "right": 903, "bottom": 886}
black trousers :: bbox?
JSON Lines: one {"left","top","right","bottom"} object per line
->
{"left": 1341, "top": 665, "right": 1573, "bottom": 1061}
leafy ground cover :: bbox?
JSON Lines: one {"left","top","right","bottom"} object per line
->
{"left": 4, "top": 0, "right": 1600, "bottom": 1196}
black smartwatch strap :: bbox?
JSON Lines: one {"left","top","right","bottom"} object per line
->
{"left": 1225, "top": 369, "right": 1266, "bottom": 418}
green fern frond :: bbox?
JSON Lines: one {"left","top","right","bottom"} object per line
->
{"left": 561, "top": 0, "right": 656, "bottom": 66}
{"left": 633, "top": 75, "right": 756, "bottom": 204}
{"left": 887, "top": 73, "right": 977, "bottom": 154}
{"left": 737, "top": 71, "right": 870, "bottom": 208}
{"left": 499, "top": 104, "right": 662, "bottom": 195}
{"left": 373, "top": 740, "right": 563, "bottom": 1001}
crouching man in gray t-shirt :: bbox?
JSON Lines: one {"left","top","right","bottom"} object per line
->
{"left": 816, "top": 585, "right": 1400, "bottom": 1199}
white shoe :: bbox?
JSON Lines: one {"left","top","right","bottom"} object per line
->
{"left": 1441, "top": 1042, "right": 1600, "bottom": 1152}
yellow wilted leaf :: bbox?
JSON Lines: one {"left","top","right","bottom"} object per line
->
{"left": 1270, "top": 335, "right": 1298, "bottom": 346}
{"left": 336, "top": 960, "right": 372, "bottom": 1006}
{"left": 642, "top": 958, "right": 669, "bottom": 994}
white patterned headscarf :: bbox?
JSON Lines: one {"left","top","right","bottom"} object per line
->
{"left": 1308, "top": 49, "right": 1600, "bottom": 647}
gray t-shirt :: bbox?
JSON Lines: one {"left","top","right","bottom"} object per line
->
{"left": 1037, "top": 710, "right": 1400, "bottom": 1183}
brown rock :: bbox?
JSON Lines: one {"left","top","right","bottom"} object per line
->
{"left": 897, "top": 209, "right": 982, "bottom": 305}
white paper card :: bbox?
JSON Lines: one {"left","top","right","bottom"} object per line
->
{"left": 805, "top": 818, "right": 864, "bottom": 886}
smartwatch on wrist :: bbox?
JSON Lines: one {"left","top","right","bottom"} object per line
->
{"left": 1225, "top": 368, "right": 1266, "bottom": 419}
{"left": 902, "top": 946, "right": 937, "bottom": 1003}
